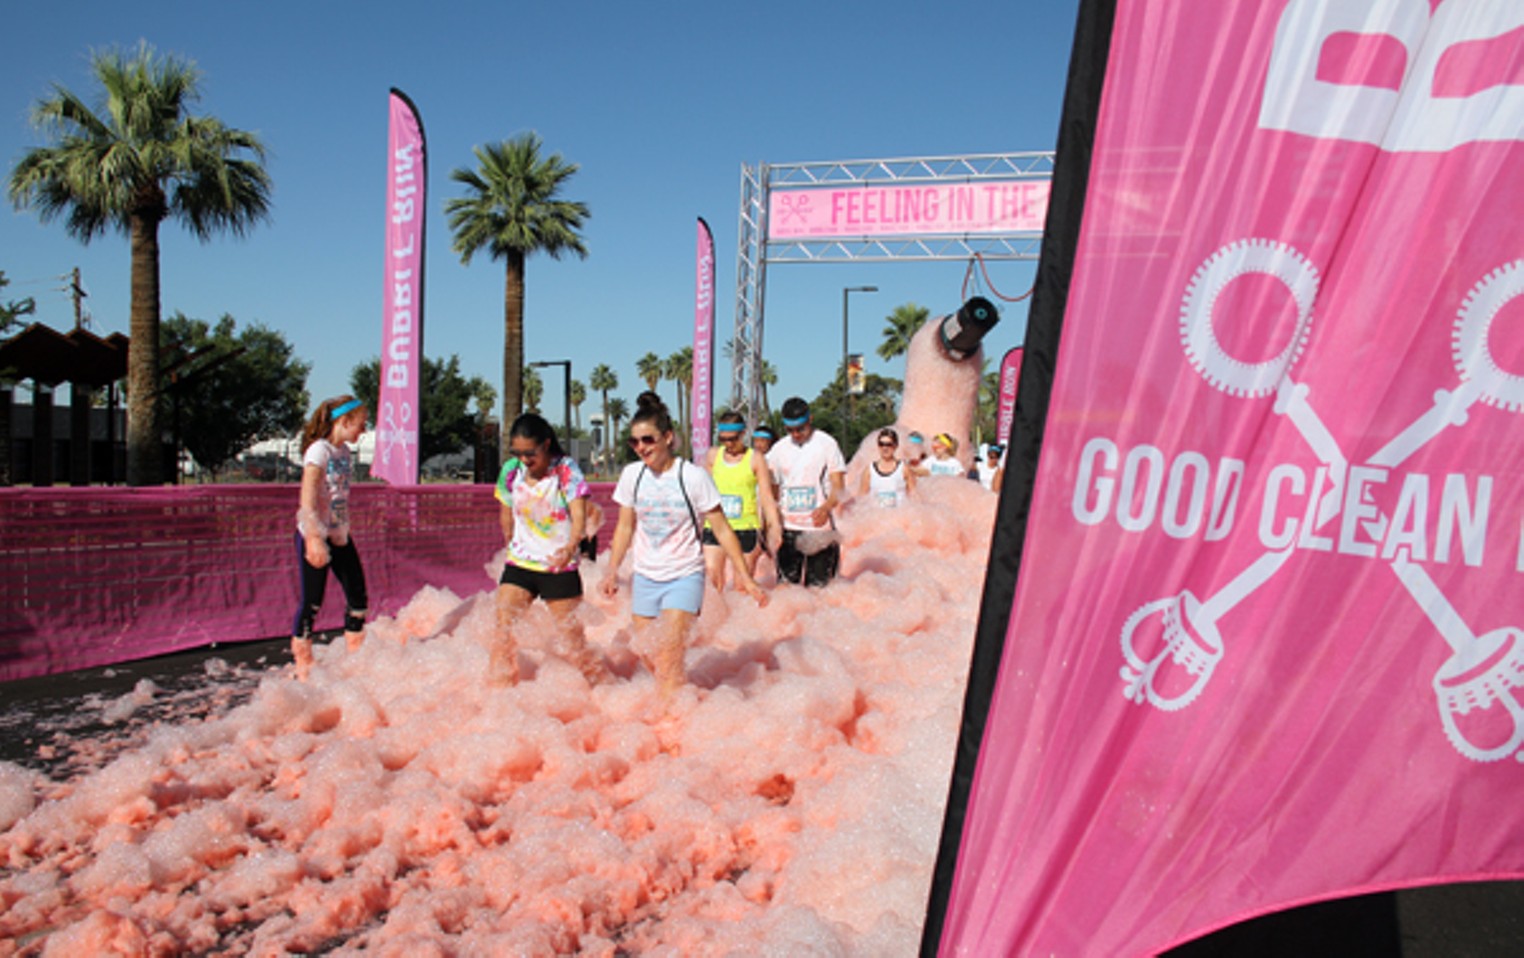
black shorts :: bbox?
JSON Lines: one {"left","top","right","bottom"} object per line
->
{"left": 499, "top": 562, "right": 583, "bottom": 601}
{"left": 701, "top": 527, "right": 759, "bottom": 552}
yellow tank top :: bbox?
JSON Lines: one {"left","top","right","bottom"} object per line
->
{"left": 708, "top": 448, "right": 761, "bottom": 531}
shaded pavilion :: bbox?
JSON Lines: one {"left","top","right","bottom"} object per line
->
{"left": 0, "top": 323, "right": 127, "bottom": 486}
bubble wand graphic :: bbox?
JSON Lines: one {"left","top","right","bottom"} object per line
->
{"left": 1122, "top": 245, "right": 1524, "bottom": 762}
{"left": 1121, "top": 239, "right": 1326, "bottom": 710}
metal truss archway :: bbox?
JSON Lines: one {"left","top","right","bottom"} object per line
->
{"left": 729, "top": 151, "right": 1055, "bottom": 421}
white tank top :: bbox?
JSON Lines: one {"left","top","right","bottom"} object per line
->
{"left": 867, "top": 459, "right": 908, "bottom": 507}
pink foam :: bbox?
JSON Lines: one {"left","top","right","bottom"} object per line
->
{"left": 0, "top": 461, "right": 998, "bottom": 952}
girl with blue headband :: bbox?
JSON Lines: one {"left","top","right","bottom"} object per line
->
{"left": 291, "top": 394, "right": 370, "bottom": 678}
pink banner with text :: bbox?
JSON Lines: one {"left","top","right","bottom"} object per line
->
{"left": 995, "top": 346, "right": 1022, "bottom": 446}
{"left": 767, "top": 180, "right": 1049, "bottom": 240}
{"left": 692, "top": 217, "right": 716, "bottom": 455}
{"left": 375, "top": 89, "right": 427, "bottom": 485}
{"left": 939, "top": 2, "right": 1524, "bottom": 955}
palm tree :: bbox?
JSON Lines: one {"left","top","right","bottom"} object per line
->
{"left": 607, "top": 396, "right": 629, "bottom": 460}
{"left": 522, "top": 365, "right": 543, "bottom": 413}
{"left": 877, "top": 302, "right": 931, "bottom": 361}
{"left": 445, "top": 132, "right": 588, "bottom": 458}
{"left": 569, "top": 378, "right": 586, "bottom": 433}
{"left": 9, "top": 44, "right": 271, "bottom": 485}
{"left": 722, "top": 337, "right": 778, "bottom": 419}
{"left": 976, "top": 360, "right": 1000, "bottom": 445}
{"left": 636, "top": 351, "right": 664, "bottom": 391}
{"left": 664, "top": 346, "right": 693, "bottom": 456}
{"left": 758, "top": 357, "right": 778, "bottom": 418}
{"left": 589, "top": 363, "right": 617, "bottom": 460}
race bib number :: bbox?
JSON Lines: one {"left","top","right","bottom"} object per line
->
{"left": 721, "top": 493, "right": 743, "bottom": 519}
{"left": 783, "top": 485, "right": 818, "bottom": 514}
{"left": 876, "top": 490, "right": 899, "bottom": 508}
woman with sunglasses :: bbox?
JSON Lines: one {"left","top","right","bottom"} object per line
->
{"left": 601, "top": 392, "right": 767, "bottom": 698}
{"left": 492, "top": 413, "right": 598, "bottom": 686}
{"left": 702, "top": 411, "right": 783, "bottom": 589}
{"left": 860, "top": 427, "right": 916, "bottom": 507}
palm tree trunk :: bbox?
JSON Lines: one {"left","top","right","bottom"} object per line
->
{"left": 601, "top": 391, "right": 610, "bottom": 462}
{"left": 127, "top": 212, "right": 164, "bottom": 486}
{"left": 501, "top": 251, "right": 526, "bottom": 460}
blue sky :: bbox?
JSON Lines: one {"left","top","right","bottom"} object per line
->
{"left": 2, "top": 0, "right": 1081, "bottom": 425}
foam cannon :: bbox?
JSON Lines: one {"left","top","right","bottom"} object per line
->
{"left": 937, "top": 296, "right": 1000, "bottom": 361}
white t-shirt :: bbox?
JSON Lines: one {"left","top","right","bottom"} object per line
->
{"left": 613, "top": 458, "right": 720, "bottom": 581}
{"left": 300, "top": 439, "right": 353, "bottom": 540}
{"left": 926, "top": 456, "right": 966, "bottom": 477}
{"left": 767, "top": 429, "right": 847, "bottom": 531}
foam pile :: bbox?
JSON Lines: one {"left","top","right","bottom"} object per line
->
{"left": 0, "top": 478, "right": 995, "bottom": 955}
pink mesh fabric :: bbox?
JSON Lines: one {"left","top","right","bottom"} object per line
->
{"left": 0, "top": 482, "right": 617, "bottom": 681}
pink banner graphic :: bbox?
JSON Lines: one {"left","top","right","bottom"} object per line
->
{"left": 995, "top": 346, "right": 1022, "bottom": 446}
{"left": 767, "top": 180, "right": 1049, "bottom": 240}
{"left": 691, "top": 217, "right": 716, "bottom": 456}
{"left": 939, "top": 2, "right": 1524, "bottom": 955}
{"left": 375, "top": 89, "right": 426, "bottom": 486}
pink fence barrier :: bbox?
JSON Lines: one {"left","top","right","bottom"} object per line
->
{"left": 0, "top": 482, "right": 618, "bottom": 682}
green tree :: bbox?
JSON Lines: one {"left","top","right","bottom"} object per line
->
{"left": 975, "top": 362, "right": 1000, "bottom": 445}
{"left": 351, "top": 355, "right": 492, "bottom": 466}
{"left": 9, "top": 44, "right": 272, "bottom": 485}
{"left": 569, "top": 378, "right": 586, "bottom": 433}
{"left": 522, "top": 365, "right": 543, "bottom": 413}
{"left": 722, "top": 338, "right": 777, "bottom": 418}
{"left": 607, "top": 396, "right": 629, "bottom": 464}
{"left": 0, "top": 271, "right": 37, "bottom": 336}
{"left": 757, "top": 356, "right": 778, "bottom": 419}
{"left": 159, "top": 312, "right": 307, "bottom": 478}
{"left": 589, "top": 363, "right": 617, "bottom": 460}
{"left": 445, "top": 133, "right": 588, "bottom": 458}
{"left": 636, "top": 351, "right": 663, "bottom": 391}
{"left": 811, "top": 362, "right": 902, "bottom": 454}
{"left": 877, "top": 302, "right": 931, "bottom": 361}
{"left": 664, "top": 346, "right": 693, "bottom": 456}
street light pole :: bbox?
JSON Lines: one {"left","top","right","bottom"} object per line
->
{"left": 528, "top": 360, "right": 572, "bottom": 442}
{"left": 842, "top": 285, "right": 878, "bottom": 439}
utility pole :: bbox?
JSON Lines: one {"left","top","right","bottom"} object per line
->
{"left": 68, "top": 267, "right": 89, "bottom": 330}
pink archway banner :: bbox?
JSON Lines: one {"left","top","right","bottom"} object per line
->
{"left": 936, "top": 1, "right": 1524, "bottom": 954}
{"left": 767, "top": 181, "right": 1049, "bottom": 240}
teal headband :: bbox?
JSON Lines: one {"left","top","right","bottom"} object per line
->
{"left": 330, "top": 398, "right": 362, "bottom": 419}
{"left": 717, "top": 423, "right": 745, "bottom": 435}
{"left": 782, "top": 414, "right": 809, "bottom": 428}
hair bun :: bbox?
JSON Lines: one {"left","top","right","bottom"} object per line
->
{"left": 636, "top": 391, "right": 667, "bottom": 415}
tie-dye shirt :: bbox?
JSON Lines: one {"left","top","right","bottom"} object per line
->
{"left": 494, "top": 456, "right": 590, "bottom": 572}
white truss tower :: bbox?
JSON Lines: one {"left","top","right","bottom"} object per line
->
{"left": 729, "top": 151, "right": 1055, "bottom": 420}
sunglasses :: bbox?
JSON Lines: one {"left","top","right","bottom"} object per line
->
{"left": 508, "top": 445, "right": 545, "bottom": 460}
{"left": 629, "top": 434, "right": 661, "bottom": 448}
{"left": 878, "top": 440, "right": 897, "bottom": 448}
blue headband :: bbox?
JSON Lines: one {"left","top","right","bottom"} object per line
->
{"left": 330, "top": 398, "right": 362, "bottom": 420}
{"left": 782, "top": 415, "right": 809, "bottom": 428}
{"left": 717, "top": 423, "right": 745, "bottom": 435}
{"left": 753, "top": 427, "right": 774, "bottom": 439}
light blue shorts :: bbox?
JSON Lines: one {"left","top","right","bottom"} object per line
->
{"left": 631, "top": 571, "right": 705, "bottom": 617}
